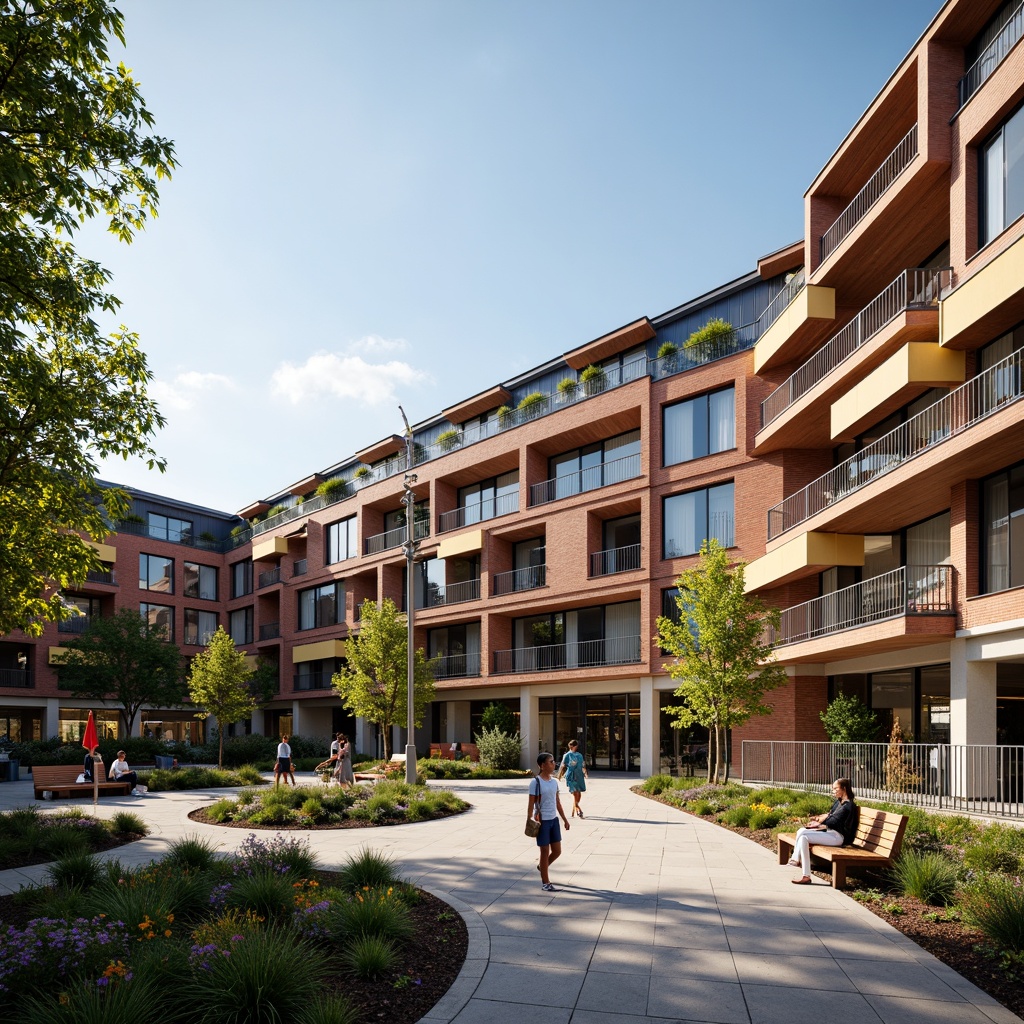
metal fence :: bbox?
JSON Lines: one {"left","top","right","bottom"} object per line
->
{"left": 958, "top": 0, "right": 1024, "bottom": 108}
{"left": 590, "top": 543, "right": 641, "bottom": 577}
{"left": 492, "top": 635, "right": 642, "bottom": 674}
{"left": 529, "top": 452, "right": 642, "bottom": 507}
{"left": 438, "top": 490, "right": 519, "bottom": 533}
{"left": 820, "top": 124, "right": 918, "bottom": 261}
{"left": 742, "top": 740, "right": 1024, "bottom": 820}
{"left": 492, "top": 564, "right": 546, "bottom": 596}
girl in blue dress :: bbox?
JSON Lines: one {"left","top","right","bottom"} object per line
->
{"left": 559, "top": 739, "right": 588, "bottom": 818}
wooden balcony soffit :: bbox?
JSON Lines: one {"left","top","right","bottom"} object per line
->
{"left": 563, "top": 317, "right": 655, "bottom": 371}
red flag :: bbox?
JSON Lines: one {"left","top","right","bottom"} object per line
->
{"left": 82, "top": 710, "right": 99, "bottom": 751}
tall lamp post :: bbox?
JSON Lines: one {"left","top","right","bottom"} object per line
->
{"left": 398, "top": 406, "right": 420, "bottom": 785}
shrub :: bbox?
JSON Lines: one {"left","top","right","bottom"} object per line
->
{"left": 517, "top": 391, "right": 546, "bottom": 413}
{"left": 557, "top": 376, "right": 579, "bottom": 396}
{"left": 964, "top": 844, "right": 1020, "bottom": 874}
{"left": 691, "top": 799, "right": 716, "bottom": 816}
{"left": 47, "top": 849, "right": 100, "bottom": 889}
{"left": 165, "top": 834, "right": 220, "bottom": 872}
{"left": 891, "top": 850, "right": 959, "bottom": 905}
{"left": 227, "top": 870, "right": 298, "bottom": 922}
{"left": 315, "top": 477, "right": 348, "bottom": 501}
{"left": 297, "top": 994, "right": 361, "bottom": 1024}
{"left": 960, "top": 873, "right": 1024, "bottom": 951}
{"left": 475, "top": 726, "right": 522, "bottom": 770}
{"left": 656, "top": 340, "right": 679, "bottom": 359}
{"left": 337, "top": 848, "right": 401, "bottom": 892}
{"left": 333, "top": 887, "right": 413, "bottom": 943}
{"left": 353, "top": 466, "right": 371, "bottom": 479}
{"left": 748, "top": 806, "right": 784, "bottom": 830}
{"left": 234, "top": 833, "right": 320, "bottom": 879}
{"left": 819, "top": 692, "right": 879, "bottom": 742}
{"left": 19, "top": 966, "right": 163, "bottom": 1024}
{"left": 110, "top": 810, "right": 149, "bottom": 835}
{"left": 436, "top": 429, "right": 461, "bottom": 452}
{"left": 480, "top": 701, "right": 517, "bottom": 735}
{"left": 340, "top": 934, "right": 399, "bottom": 980}
{"left": 579, "top": 364, "right": 606, "bottom": 393}
{"left": 721, "top": 805, "right": 752, "bottom": 827}
{"left": 684, "top": 317, "right": 733, "bottom": 349}
{"left": 642, "top": 774, "right": 673, "bottom": 795}
{"left": 496, "top": 404, "right": 513, "bottom": 425}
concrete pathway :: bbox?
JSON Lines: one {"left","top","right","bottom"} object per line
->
{"left": 0, "top": 774, "right": 1018, "bottom": 1024}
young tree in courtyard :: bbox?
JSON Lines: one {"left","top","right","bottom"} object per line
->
{"left": 332, "top": 598, "right": 435, "bottom": 760}
{"left": 0, "top": 2, "right": 175, "bottom": 635}
{"left": 56, "top": 608, "right": 184, "bottom": 736}
{"left": 187, "top": 627, "right": 263, "bottom": 768}
{"left": 657, "top": 539, "right": 787, "bottom": 784}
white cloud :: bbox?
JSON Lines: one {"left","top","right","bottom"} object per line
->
{"left": 354, "top": 334, "right": 409, "bottom": 355}
{"left": 270, "top": 350, "right": 429, "bottom": 406}
{"left": 150, "top": 371, "right": 235, "bottom": 411}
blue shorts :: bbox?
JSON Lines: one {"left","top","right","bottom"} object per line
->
{"left": 536, "top": 818, "right": 562, "bottom": 847}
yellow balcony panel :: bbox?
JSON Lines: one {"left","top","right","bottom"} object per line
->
{"left": 753, "top": 286, "right": 835, "bottom": 373}
{"left": 242, "top": 654, "right": 259, "bottom": 671}
{"left": 48, "top": 646, "right": 69, "bottom": 665}
{"left": 86, "top": 540, "right": 116, "bottom": 563}
{"left": 745, "top": 532, "right": 864, "bottom": 593}
{"left": 941, "top": 233, "right": 1024, "bottom": 350}
{"left": 437, "top": 530, "right": 484, "bottom": 560}
{"left": 831, "top": 343, "right": 966, "bottom": 442}
{"left": 252, "top": 536, "right": 289, "bottom": 560}
{"left": 292, "top": 639, "right": 346, "bottom": 664}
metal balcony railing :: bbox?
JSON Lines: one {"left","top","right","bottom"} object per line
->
{"left": 431, "top": 652, "right": 482, "bottom": 679}
{"left": 294, "top": 671, "right": 332, "bottom": 692}
{"left": 293, "top": 559, "right": 308, "bottom": 576}
{"left": 251, "top": 493, "right": 334, "bottom": 538}
{"left": 768, "top": 565, "right": 955, "bottom": 646}
{"left": 57, "top": 615, "right": 92, "bottom": 635}
{"left": 438, "top": 491, "right": 519, "bottom": 533}
{"left": 754, "top": 268, "right": 807, "bottom": 337}
{"left": 742, "top": 740, "right": 1024, "bottom": 820}
{"left": 767, "top": 347, "right": 1024, "bottom": 539}
{"left": 426, "top": 579, "right": 481, "bottom": 607}
{"left": 590, "top": 543, "right": 641, "bottom": 577}
{"left": 492, "top": 635, "right": 642, "bottom": 674}
{"left": 958, "top": 1, "right": 1024, "bottom": 109}
{"left": 761, "top": 266, "right": 951, "bottom": 428}
{"left": 259, "top": 622, "right": 280, "bottom": 641}
{"left": 529, "top": 452, "right": 642, "bottom": 507}
{"left": 85, "top": 569, "right": 117, "bottom": 585}
{"left": 492, "top": 564, "right": 547, "bottom": 596}
{"left": 364, "top": 518, "right": 430, "bottom": 556}
{"left": 820, "top": 124, "right": 918, "bottom": 262}
{"left": 258, "top": 566, "right": 282, "bottom": 588}
{"left": 0, "top": 668, "right": 33, "bottom": 688}
{"left": 648, "top": 322, "right": 759, "bottom": 381}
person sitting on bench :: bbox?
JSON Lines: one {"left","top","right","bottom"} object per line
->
{"left": 111, "top": 750, "right": 141, "bottom": 795}
{"left": 789, "top": 777, "right": 858, "bottom": 884}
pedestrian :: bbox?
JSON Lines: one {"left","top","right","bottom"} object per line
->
{"left": 82, "top": 744, "right": 99, "bottom": 781}
{"left": 559, "top": 739, "right": 588, "bottom": 818}
{"left": 527, "top": 751, "right": 570, "bottom": 892}
{"left": 110, "top": 750, "right": 141, "bottom": 795}
{"left": 336, "top": 733, "right": 355, "bottom": 787}
{"left": 275, "top": 734, "right": 295, "bottom": 786}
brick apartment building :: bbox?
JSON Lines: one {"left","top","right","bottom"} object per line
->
{"left": 1, "top": 0, "right": 1022, "bottom": 772}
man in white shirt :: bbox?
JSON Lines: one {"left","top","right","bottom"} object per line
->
{"left": 110, "top": 751, "right": 140, "bottom": 795}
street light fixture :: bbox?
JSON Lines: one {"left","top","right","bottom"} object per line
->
{"left": 398, "top": 405, "right": 420, "bottom": 785}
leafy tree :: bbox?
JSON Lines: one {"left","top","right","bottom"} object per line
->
{"left": 479, "top": 701, "right": 517, "bottom": 737}
{"left": 332, "top": 598, "right": 435, "bottom": 760}
{"left": 187, "top": 627, "right": 261, "bottom": 768}
{"left": 55, "top": 608, "right": 184, "bottom": 736}
{"left": 657, "top": 539, "right": 787, "bottom": 783}
{"left": 820, "top": 692, "right": 879, "bottom": 743}
{"left": 0, "top": 1, "right": 175, "bottom": 635}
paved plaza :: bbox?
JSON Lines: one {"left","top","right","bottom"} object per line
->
{"left": 0, "top": 774, "right": 1018, "bottom": 1024}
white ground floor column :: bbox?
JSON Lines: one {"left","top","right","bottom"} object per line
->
{"left": 639, "top": 677, "right": 659, "bottom": 777}
{"left": 519, "top": 685, "right": 538, "bottom": 771}
{"left": 950, "top": 638, "right": 997, "bottom": 745}
{"left": 43, "top": 698, "right": 60, "bottom": 740}
{"left": 353, "top": 718, "right": 377, "bottom": 760}
{"left": 249, "top": 709, "right": 265, "bottom": 736}
{"left": 445, "top": 701, "right": 472, "bottom": 745}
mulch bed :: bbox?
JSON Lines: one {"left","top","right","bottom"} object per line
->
{"left": 186, "top": 806, "right": 468, "bottom": 828}
{"left": 639, "top": 789, "right": 1024, "bottom": 1018}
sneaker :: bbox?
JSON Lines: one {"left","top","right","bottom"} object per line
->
{"left": 541, "top": 882, "right": 559, "bottom": 892}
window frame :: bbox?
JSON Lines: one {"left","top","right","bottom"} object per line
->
{"left": 139, "top": 553, "right": 174, "bottom": 594}
{"left": 184, "top": 608, "right": 218, "bottom": 646}
{"left": 326, "top": 515, "right": 358, "bottom": 564}
{"left": 183, "top": 561, "right": 218, "bottom": 600}
{"left": 662, "top": 385, "right": 736, "bottom": 467}
{"left": 297, "top": 581, "right": 344, "bottom": 631}
{"left": 662, "top": 481, "right": 735, "bottom": 559}
{"left": 140, "top": 603, "right": 174, "bottom": 641}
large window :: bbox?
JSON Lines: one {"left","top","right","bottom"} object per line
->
{"left": 979, "top": 102, "right": 1024, "bottom": 248}
{"left": 428, "top": 623, "right": 481, "bottom": 677}
{"left": 231, "top": 560, "right": 253, "bottom": 598}
{"left": 139, "top": 554, "right": 173, "bottom": 593}
{"left": 140, "top": 603, "right": 173, "bottom": 641}
{"left": 548, "top": 429, "right": 641, "bottom": 500}
{"left": 229, "top": 607, "right": 254, "bottom": 645}
{"left": 184, "top": 561, "right": 217, "bottom": 600}
{"left": 983, "top": 461, "right": 1024, "bottom": 592}
{"left": 404, "top": 557, "right": 447, "bottom": 609}
{"left": 298, "top": 582, "right": 343, "bottom": 630}
{"left": 147, "top": 513, "right": 192, "bottom": 543}
{"left": 458, "top": 470, "right": 518, "bottom": 523}
{"left": 663, "top": 482, "right": 735, "bottom": 558}
{"left": 326, "top": 516, "right": 358, "bottom": 564}
{"left": 663, "top": 387, "right": 735, "bottom": 466}
{"left": 184, "top": 609, "right": 218, "bottom": 646}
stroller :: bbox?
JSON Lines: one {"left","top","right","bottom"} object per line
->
{"left": 314, "top": 758, "right": 339, "bottom": 785}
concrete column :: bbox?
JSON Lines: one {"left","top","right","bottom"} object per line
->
{"left": 519, "top": 685, "right": 538, "bottom": 770}
{"left": 353, "top": 717, "right": 376, "bottom": 760}
{"left": 291, "top": 702, "right": 332, "bottom": 747}
{"left": 250, "top": 709, "right": 265, "bottom": 736}
{"left": 949, "top": 638, "right": 998, "bottom": 801}
{"left": 639, "top": 677, "right": 659, "bottom": 777}
{"left": 445, "top": 701, "right": 472, "bottom": 745}
{"left": 43, "top": 699, "right": 60, "bottom": 740}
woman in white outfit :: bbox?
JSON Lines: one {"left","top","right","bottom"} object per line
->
{"left": 789, "top": 778, "right": 858, "bottom": 884}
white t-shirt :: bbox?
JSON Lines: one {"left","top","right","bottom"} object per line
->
{"left": 277, "top": 742, "right": 291, "bottom": 759}
{"left": 111, "top": 757, "right": 131, "bottom": 778}
{"left": 531, "top": 775, "right": 559, "bottom": 819}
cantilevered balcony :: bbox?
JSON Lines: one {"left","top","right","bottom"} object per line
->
{"left": 0, "top": 668, "right": 33, "bottom": 688}
{"left": 258, "top": 566, "right": 282, "bottom": 588}
{"left": 85, "top": 569, "right": 117, "bottom": 586}
{"left": 259, "top": 622, "right": 280, "bottom": 641}
{"left": 958, "top": 1, "right": 1024, "bottom": 109}
{"left": 57, "top": 615, "right": 92, "bottom": 635}
{"left": 767, "top": 347, "right": 1024, "bottom": 540}
{"left": 438, "top": 491, "right": 518, "bottom": 533}
{"left": 768, "top": 566, "right": 956, "bottom": 661}
{"left": 590, "top": 544, "right": 641, "bottom": 578}
{"left": 426, "top": 579, "right": 481, "bottom": 607}
{"left": 760, "top": 267, "right": 950, "bottom": 431}
{"left": 529, "top": 453, "right": 641, "bottom": 507}
{"left": 820, "top": 125, "right": 918, "bottom": 263}
{"left": 432, "top": 652, "right": 481, "bottom": 680}
{"left": 364, "top": 519, "right": 430, "bottom": 556}
{"left": 492, "top": 635, "right": 642, "bottom": 674}
{"left": 492, "top": 564, "right": 547, "bottom": 596}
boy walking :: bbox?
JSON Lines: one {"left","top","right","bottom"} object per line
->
{"left": 527, "top": 751, "right": 571, "bottom": 892}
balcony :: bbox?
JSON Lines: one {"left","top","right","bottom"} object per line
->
{"left": 364, "top": 518, "right": 430, "bottom": 556}
{"left": 820, "top": 125, "right": 918, "bottom": 264}
{"left": 432, "top": 652, "right": 482, "bottom": 679}
{"left": 259, "top": 622, "right": 281, "bottom": 641}
{"left": 251, "top": 490, "right": 342, "bottom": 538}
{"left": 767, "top": 346, "right": 1024, "bottom": 540}
{"left": 755, "top": 269, "right": 807, "bottom": 337}
{"left": 293, "top": 559, "right": 308, "bottom": 577}
{"left": 293, "top": 671, "right": 332, "bottom": 692}
{"left": 492, "top": 564, "right": 547, "bottom": 596}
{"left": 760, "top": 267, "right": 950, "bottom": 430}
{"left": 57, "top": 615, "right": 92, "bottom": 635}
{"left": 492, "top": 635, "right": 642, "bottom": 674}
{"left": 0, "top": 668, "right": 33, "bottom": 688}
{"left": 768, "top": 566, "right": 956, "bottom": 660}
{"left": 529, "top": 453, "right": 642, "bottom": 507}
{"left": 419, "top": 579, "right": 481, "bottom": 608}
{"left": 649, "top": 322, "right": 758, "bottom": 381}
{"left": 85, "top": 569, "right": 117, "bottom": 586}
{"left": 258, "top": 566, "right": 282, "bottom": 588}
{"left": 438, "top": 491, "right": 518, "bottom": 533}
{"left": 958, "top": 1, "right": 1024, "bottom": 109}
{"left": 590, "top": 544, "right": 641, "bottom": 578}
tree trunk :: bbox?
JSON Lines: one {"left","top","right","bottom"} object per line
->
{"left": 706, "top": 730, "right": 714, "bottom": 784}
{"left": 721, "top": 724, "right": 730, "bottom": 783}
{"left": 218, "top": 721, "right": 224, "bottom": 769}
{"left": 382, "top": 724, "right": 390, "bottom": 761}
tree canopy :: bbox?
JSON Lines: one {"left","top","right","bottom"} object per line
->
{"left": 820, "top": 692, "right": 879, "bottom": 743}
{"left": 0, "top": 0, "right": 175, "bottom": 635}
{"left": 332, "top": 598, "right": 435, "bottom": 760}
{"left": 187, "top": 627, "right": 262, "bottom": 768}
{"left": 657, "top": 539, "right": 787, "bottom": 783}
{"left": 55, "top": 607, "right": 184, "bottom": 736}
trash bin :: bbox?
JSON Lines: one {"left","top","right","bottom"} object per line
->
{"left": 154, "top": 754, "right": 174, "bottom": 771}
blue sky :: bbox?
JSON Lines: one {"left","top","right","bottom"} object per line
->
{"left": 93, "top": 0, "right": 942, "bottom": 514}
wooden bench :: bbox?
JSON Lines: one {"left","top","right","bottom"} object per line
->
{"left": 428, "top": 742, "right": 480, "bottom": 762}
{"left": 354, "top": 752, "right": 406, "bottom": 783}
{"left": 32, "top": 764, "right": 132, "bottom": 800}
{"left": 777, "top": 807, "right": 908, "bottom": 888}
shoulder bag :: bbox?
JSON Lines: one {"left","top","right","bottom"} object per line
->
{"left": 525, "top": 778, "right": 542, "bottom": 837}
